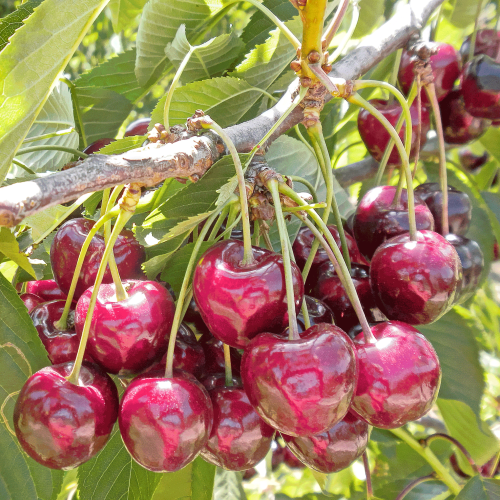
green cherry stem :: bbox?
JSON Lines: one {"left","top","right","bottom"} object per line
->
{"left": 267, "top": 179, "right": 299, "bottom": 341}
{"left": 16, "top": 145, "right": 88, "bottom": 158}
{"left": 253, "top": 220, "right": 261, "bottom": 247}
{"left": 363, "top": 452, "right": 374, "bottom": 499}
{"left": 286, "top": 175, "right": 319, "bottom": 204}
{"left": 22, "top": 128, "right": 76, "bottom": 144}
{"left": 165, "top": 209, "right": 222, "bottom": 378}
{"left": 322, "top": 0, "right": 350, "bottom": 50}
{"left": 223, "top": 344, "right": 233, "bottom": 387}
{"left": 332, "top": 141, "right": 363, "bottom": 169}
{"left": 348, "top": 93, "right": 417, "bottom": 240}
{"left": 208, "top": 203, "right": 232, "bottom": 241}
{"left": 328, "top": 1, "right": 360, "bottom": 64}
{"left": 423, "top": 433, "right": 479, "bottom": 474}
{"left": 66, "top": 209, "right": 132, "bottom": 385}
{"left": 101, "top": 189, "right": 110, "bottom": 220}
{"left": 395, "top": 475, "right": 435, "bottom": 500}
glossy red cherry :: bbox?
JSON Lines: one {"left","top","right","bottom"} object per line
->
{"left": 82, "top": 138, "right": 115, "bottom": 156}
{"left": 462, "top": 55, "right": 500, "bottom": 120}
{"left": 201, "top": 385, "right": 275, "bottom": 470}
{"left": 357, "top": 99, "right": 430, "bottom": 165}
{"left": 445, "top": 234, "right": 484, "bottom": 304}
{"left": 193, "top": 239, "right": 304, "bottom": 348}
{"left": 351, "top": 321, "right": 441, "bottom": 429}
{"left": 370, "top": 230, "right": 462, "bottom": 325}
{"left": 75, "top": 280, "right": 175, "bottom": 376}
{"left": 25, "top": 279, "right": 67, "bottom": 301}
{"left": 124, "top": 118, "right": 151, "bottom": 137}
{"left": 459, "top": 149, "right": 489, "bottom": 171}
{"left": 353, "top": 186, "right": 435, "bottom": 260}
{"left": 200, "top": 373, "right": 241, "bottom": 391}
{"left": 311, "top": 262, "right": 376, "bottom": 332}
{"left": 51, "top": 218, "right": 146, "bottom": 300}
{"left": 119, "top": 370, "right": 213, "bottom": 472}
{"left": 296, "top": 296, "right": 334, "bottom": 332}
{"left": 20, "top": 293, "right": 44, "bottom": 313}
{"left": 399, "top": 43, "right": 461, "bottom": 104}
{"left": 414, "top": 183, "right": 472, "bottom": 236}
{"left": 439, "top": 88, "right": 489, "bottom": 144}
{"left": 199, "top": 332, "right": 242, "bottom": 377}
{"left": 14, "top": 362, "right": 118, "bottom": 469}
{"left": 241, "top": 323, "right": 357, "bottom": 437}
{"left": 460, "top": 30, "right": 500, "bottom": 63}
{"left": 282, "top": 411, "right": 369, "bottom": 473}
{"left": 30, "top": 300, "right": 93, "bottom": 365}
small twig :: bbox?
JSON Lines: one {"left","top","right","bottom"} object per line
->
{"left": 322, "top": 0, "right": 351, "bottom": 50}
{"left": 395, "top": 474, "right": 435, "bottom": 500}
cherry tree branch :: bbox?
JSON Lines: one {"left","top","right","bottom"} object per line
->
{"left": 0, "top": 0, "right": 444, "bottom": 227}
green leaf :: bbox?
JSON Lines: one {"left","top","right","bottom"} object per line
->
{"left": 0, "top": 0, "right": 110, "bottom": 184}
{"left": 447, "top": 0, "right": 480, "bottom": 28}
{"left": 150, "top": 77, "right": 264, "bottom": 128}
{"left": 142, "top": 233, "right": 189, "bottom": 279}
{"left": 212, "top": 468, "right": 247, "bottom": 500}
{"left": 0, "top": 228, "right": 35, "bottom": 278}
{"left": 480, "top": 128, "right": 500, "bottom": 164}
{"left": 74, "top": 49, "right": 144, "bottom": 103}
{"left": 167, "top": 25, "right": 244, "bottom": 84}
{"left": 98, "top": 135, "right": 146, "bottom": 155}
{"left": 16, "top": 232, "right": 55, "bottom": 283}
{"left": 108, "top": 0, "right": 148, "bottom": 32}
{"left": 353, "top": 0, "right": 385, "bottom": 38}
{"left": 78, "top": 426, "right": 161, "bottom": 500}
{"left": 13, "top": 81, "right": 79, "bottom": 176}
{"left": 151, "top": 457, "right": 216, "bottom": 500}
{"left": 455, "top": 475, "right": 500, "bottom": 499}
{"left": 0, "top": 0, "right": 43, "bottom": 53}
{"left": 437, "top": 399, "right": 499, "bottom": 468}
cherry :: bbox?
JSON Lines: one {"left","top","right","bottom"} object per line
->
{"left": 193, "top": 239, "right": 304, "bottom": 349}
{"left": 14, "top": 362, "right": 118, "bottom": 469}
{"left": 75, "top": 280, "right": 175, "bottom": 376}
{"left": 462, "top": 55, "right": 500, "bottom": 120}
{"left": 353, "top": 186, "right": 435, "bottom": 260}
{"left": 119, "top": 370, "right": 213, "bottom": 472}
{"left": 145, "top": 323, "right": 205, "bottom": 378}
{"left": 459, "top": 149, "right": 489, "bottom": 171}
{"left": 282, "top": 411, "right": 369, "bottom": 473}
{"left": 184, "top": 297, "right": 211, "bottom": 336}
{"left": 200, "top": 373, "right": 241, "bottom": 391}
{"left": 31, "top": 300, "right": 93, "bottom": 365}
{"left": 199, "top": 332, "right": 242, "bottom": 377}
{"left": 445, "top": 234, "right": 484, "bottom": 304}
{"left": 51, "top": 218, "right": 146, "bottom": 300}
{"left": 283, "top": 446, "right": 305, "bottom": 468}
{"left": 439, "top": 88, "right": 489, "bottom": 144}
{"left": 25, "top": 279, "right": 67, "bottom": 301}
{"left": 414, "top": 183, "right": 472, "bottom": 236}
{"left": 124, "top": 118, "right": 151, "bottom": 137}
{"left": 20, "top": 293, "right": 44, "bottom": 313}
{"left": 311, "top": 262, "right": 376, "bottom": 332}
{"left": 296, "top": 295, "right": 334, "bottom": 332}
{"left": 358, "top": 99, "right": 430, "bottom": 165}
{"left": 82, "top": 138, "right": 115, "bottom": 156}
{"left": 370, "top": 230, "right": 462, "bottom": 325}
{"left": 460, "top": 30, "right": 500, "bottom": 63}
{"left": 241, "top": 323, "right": 357, "bottom": 437}
{"left": 200, "top": 385, "right": 275, "bottom": 470}
{"left": 351, "top": 321, "right": 441, "bottom": 429}
{"left": 270, "top": 441, "right": 305, "bottom": 469}
{"left": 399, "top": 43, "right": 461, "bottom": 104}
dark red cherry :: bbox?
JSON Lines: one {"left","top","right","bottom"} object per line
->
{"left": 351, "top": 321, "right": 441, "bottom": 429}
{"left": 201, "top": 385, "right": 275, "bottom": 470}
{"left": 311, "top": 262, "right": 376, "bottom": 332}
{"left": 184, "top": 297, "right": 211, "bottom": 336}
{"left": 459, "top": 149, "right": 489, "bottom": 171}
{"left": 75, "top": 280, "right": 175, "bottom": 376}
{"left": 460, "top": 30, "right": 500, "bottom": 64}
{"left": 193, "top": 239, "right": 304, "bottom": 349}
{"left": 145, "top": 323, "right": 205, "bottom": 378}
{"left": 296, "top": 296, "right": 334, "bottom": 332}
{"left": 439, "top": 88, "right": 489, "bottom": 144}
{"left": 119, "top": 370, "right": 213, "bottom": 472}
{"left": 241, "top": 323, "right": 357, "bottom": 437}
{"left": 357, "top": 99, "right": 430, "bottom": 165}
{"left": 25, "top": 279, "right": 67, "bottom": 301}
{"left": 283, "top": 446, "right": 305, "bottom": 468}
{"left": 282, "top": 411, "right": 369, "bottom": 473}
{"left": 124, "top": 118, "right": 151, "bottom": 137}
{"left": 399, "top": 43, "right": 461, "bottom": 104}
{"left": 51, "top": 218, "right": 146, "bottom": 300}
{"left": 200, "top": 373, "right": 241, "bottom": 391}
{"left": 370, "top": 230, "right": 462, "bottom": 324}
{"left": 30, "top": 300, "right": 93, "bottom": 365}
{"left": 462, "top": 55, "right": 500, "bottom": 120}
{"left": 445, "top": 234, "right": 484, "bottom": 304}
{"left": 199, "top": 332, "right": 242, "bottom": 377}
{"left": 14, "top": 362, "right": 118, "bottom": 469}
{"left": 82, "top": 138, "right": 115, "bottom": 156}
{"left": 243, "top": 468, "right": 257, "bottom": 479}
{"left": 353, "top": 186, "right": 435, "bottom": 260}
{"left": 20, "top": 293, "right": 44, "bottom": 313}
{"left": 414, "top": 183, "right": 472, "bottom": 236}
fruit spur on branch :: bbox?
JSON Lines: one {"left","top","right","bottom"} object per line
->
{"left": 2, "top": 0, "right": 499, "bottom": 498}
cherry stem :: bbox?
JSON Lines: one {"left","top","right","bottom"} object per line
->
{"left": 387, "top": 49, "right": 403, "bottom": 104}
{"left": 389, "top": 427, "right": 461, "bottom": 495}
{"left": 424, "top": 82, "right": 449, "bottom": 236}
{"left": 253, "top": 220, "right": 261, "bottom": 247}
{"left": 224, "top": 202, "right": 239, "bottom": 240}
{"left": 53, "top": 209, "right": 119, "bottom": 331}
{"left": 208, "top": 203, "right": 231, "bottom": 241}
{"left": 66, "top": 209, "right": 132, "bottom": 385}
{"left": 374, "top": 81, "right": 417, "bottom": 186}
{"left": 363, "top": 452, "right": 374, "bottom": 499}
{"left": 411, "top": 73, "right": 422, "bottom": 180}
{"left": 262, "top": 227, "right": 274, "bottom": 251}
{"left": 294, "top": 125, "right": 316, "bottom": 157}
{"left": 16, "top": 145, "right": 88, "bottom": 158}
{"left": 322, "top": 0, "right": 350, "bottom": 50}
{"left": 328, "top": 2, "right": 359, "bottom": 64}
{"left": 100, "top": 189, "right": 110, "bottom": 220}
{"left": 223, "top": 344, "right": 233, "bottom": 387}
{"left": 470, "top": 0, "right": 486, "bottom": 61}
{"left": 164, "top": 209, "right": 222, "bottom": 378}
{"left": 395, "top": 474, "right": 435, "bottom": 500}
{"left": 293, "top": 208, "right": 375, "bottom": 343}
{"left": 287, "top": 175, "right": 319, "bottom": 204}
{"left": 423, "top": 433, "right": 480, "bottom": 474}
{"left": 201, "top": 120, "right": 255, "bottom": 266}
{"left": 267, "top": 179, "right": 300, "bottom": 341}
{"left": 349, "top": 93, "right": 417, "bottom": 241}
{"left": 332, "top": 141, "right": 363, "bottom": 169}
